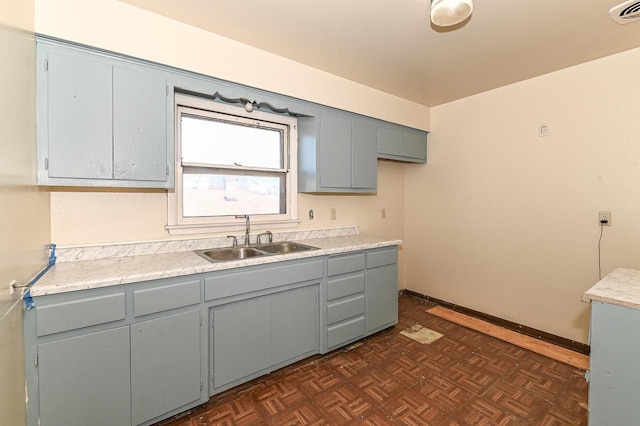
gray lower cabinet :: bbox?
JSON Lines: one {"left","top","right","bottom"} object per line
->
{"left": 366, "top": 248, "right": 399, "bottom": 332}
{"left": 212, "top": 298, "right": 271, "bottom": 389}
{"left": 131, "top": 309, "right": 202, "bottom": 425}
{"left": 321, "top": 246, "right": 399, "bottom": 353}
{"left": 211, "top": 286, "right": 318, "bottom": 392}
{"left": 25, "top": 277, "right": 205, "bottom": 426}
{"left": 298, "top": 111, "right": 377, "bottom": 193}
{"left": 207, "top": 259, "right": 321, "bottom": 394}
{"left": 271, "top": 286, "right": 319, "bottom": 365}
{"left": 37, "top": 40, "right": 171, "bottom": 188}
{"left": 25, "top": 247, "right": 398, "bottom": 425}
{"left": 323, "top": 252, "right": 367, "bottom": 353}
{"left": 587, "top": 301, "right": 640, "bottom": 424}
{"left": 38, "top": 327, "right": 132, "bottom": 426}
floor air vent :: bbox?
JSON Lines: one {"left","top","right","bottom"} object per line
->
{"left": 610, "top": 0, "right": 640, "bottom": 24}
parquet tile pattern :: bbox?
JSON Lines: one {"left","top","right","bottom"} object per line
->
{"left": 157, "top": 295, "right": 588, "bottom": 426}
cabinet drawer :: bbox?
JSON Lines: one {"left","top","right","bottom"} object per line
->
{"left": 36, "top": 293, "right": 125, "bottom": 337}
{"left": 134, "top": 279, "right": 201, "bottom": 317}
{"left": 327, "top": 253, "right": 365, "bottom": 276}
{"left": 367, "top": 248, "right": 397, "bottom": 268}
{"left": 327, "top": 273, "right": 364, "bottom": 300}
{"left": 327, "top": 295, "right": 365, "bottom": 325}
{"left": 327, "top": 316, "right": 365, "bottom": 349}
{"left": 205, "top": 258, "right": 323, "bottom": 301}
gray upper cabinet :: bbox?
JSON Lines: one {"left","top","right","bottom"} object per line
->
{"left": 377, "top": 124, "right": 428, "bottom": 163}
{"left": 46, "top": 51, "right": 113, "bottom": 180}
{"left": 37, "top": 41, "right": 171, "bottom": 188}
{"left": 113, "top": 66, "right": 168, "bottom": 182}
{"left": 298, "top": 111, "right": 377, "bottom": 193}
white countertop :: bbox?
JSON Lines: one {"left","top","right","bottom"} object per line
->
{"left": 581, "top": 268, "right": 640, "bottom": 309}
{"left": 31, "top": 234, "right": 401, "bottom": 297}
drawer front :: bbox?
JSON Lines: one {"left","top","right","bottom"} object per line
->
{"left": 327, "top": 273, "right": 364, "bottom": 301}
{"left": 327, "top": 316, "right": 365, "bottom": 349}
{"left": 134, "top": 279, "right": 201, "bottom": 317}
{"left": 327, "top": 294, "right": 365, "bottom": 325}
{"left": 327, "top": 253, "right": 365, "bottom": 277}
{"left": 366, "top": 247, "right": 397, "bottom": 269}
{"left": 205, "top": 258, "right": 324, "bottom": 301}
{"left": 36, "top": 293, "right": 126, "bottom": 337}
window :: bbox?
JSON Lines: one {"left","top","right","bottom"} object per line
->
{"left": 167, "top": 94, "right": 298, "bottom": 235}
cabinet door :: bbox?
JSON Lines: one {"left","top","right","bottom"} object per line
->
{"left": 319, "top": 112, "right": 352, "bottom": 188}
{"left": 588, "top": 302, "right": 640, "bottom": 424}
{"left": 366, "top": 263, "right": 399, "bottom": 332}
{"left": 38, "top": 327, "right": 131, "bottom": 426}
{"left": 130, "top": 309, "right": 201, "bottom": 425}
{"left": 212, "top": 298, "right": 270, "bottom": 388}
{"left": 376, "top": 126, "right": 404, "bottom": 157}
{"left": 404, "top": 130, "right": 427, "bottom": 162}
{"left": 113, "top": 66, "right": 167, "bottom": 182}
{"left": 47, "top": 51, "right": 113, "bottom": 179}
{"left": 351, "top": 119, "right": 377, "bottom": 190}
{"left": 271, "top": 285, "right": 319, "bottom": 365}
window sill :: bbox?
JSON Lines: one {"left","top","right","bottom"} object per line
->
{"left": 165, "top": 219, "right": 301, "bottom": 236}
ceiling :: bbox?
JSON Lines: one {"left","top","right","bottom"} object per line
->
{"left": 120, "top": 0, "right": 640, "bottom": 107}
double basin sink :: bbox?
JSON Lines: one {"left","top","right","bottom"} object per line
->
{"left": 195, "top": 242, "right": 318, "bottom": 263}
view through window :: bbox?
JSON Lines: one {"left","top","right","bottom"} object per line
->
{"left": 168, "top": 94, "right": 298, "bottom": 234}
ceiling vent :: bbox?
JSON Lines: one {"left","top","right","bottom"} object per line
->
{"left": 610, "top": 0, "right": 640, "bottom": 24}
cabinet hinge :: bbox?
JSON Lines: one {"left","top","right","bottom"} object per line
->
{"left": 166, "top": 85, "right": 170, "bottom": 96}
{"left": 44, "top": 158, "right": 49, "bottom": 170}
{"left": 33, "top": 352, "right": 38, "bottom": 367}
{"left": 44, "top": 58, "right": 48, "bottom": 71}
{"left": 211, "top": 372, "right": 215, "bottom": 384}
{"left": 166, "top": 165, "right": 170, "bottom": 177}
{"left": 199, "top": 315, "right": 203, "bottom": 326}
{"left": 200, "top": 378, "right": 203, "bottom": 391}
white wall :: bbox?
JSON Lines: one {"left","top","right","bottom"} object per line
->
{"left": 0, "top": 1, "right": 51, "bottom": 424}
{"left": 405, "top": 46, "right": 640, "bottom": 343}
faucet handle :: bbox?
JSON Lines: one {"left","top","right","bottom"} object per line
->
{"left": 226, "top": 235, "right": 238, "bottom": 248}
{"left": 256, "top": 231, "right": 273, "bottom": 245}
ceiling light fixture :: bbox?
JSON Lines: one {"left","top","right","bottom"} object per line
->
{"left": 431, "top": 0, "right": 473, "bottom": 27}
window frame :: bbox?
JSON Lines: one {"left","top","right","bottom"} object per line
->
{"left": 167, "top": 93, "right": 299, "bottom": 235}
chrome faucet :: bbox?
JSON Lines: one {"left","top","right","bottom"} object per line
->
{"left": 235, "top": 214, "right": 251, "bottom": 246}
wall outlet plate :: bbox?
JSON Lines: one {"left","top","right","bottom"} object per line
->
{"left": 599, "top": 211, "right": 611, "bottom": 226}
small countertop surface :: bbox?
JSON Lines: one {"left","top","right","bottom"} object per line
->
{"left": 31, "top": 234, "right": 401, "bottom": 297}
{"left": 581, "top": 268, "right": 640, "bottom": 309}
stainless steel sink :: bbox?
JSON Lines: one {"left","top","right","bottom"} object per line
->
{"left": 195, "top": 247, "right": 265, "bottom": 262}
{"left": 195, "top": 242, "right": 318, "bottom": 262}
{"left": 254, "top": 242, "right": 318, "bottom": 254}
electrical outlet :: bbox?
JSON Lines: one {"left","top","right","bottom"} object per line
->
{"left": 599, "top": 211, "right": 611, "bottom": 226}
{"left": 330, "top": 208, "right": 336, "bottom": 220}
{"left": 539, "top": 123, "right": 549, "bottom": 137}
{"left": 381, "top": 208, "right": 386, "bottom": 219}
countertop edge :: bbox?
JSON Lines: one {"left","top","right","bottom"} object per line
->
{"left": 30, "top": 236, "right": 402, "bottom": 297}
{"left": 581, "top": 268, "right": 640, "bottom": 310}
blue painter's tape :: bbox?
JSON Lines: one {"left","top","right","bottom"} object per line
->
{"left": 23, "top": 244, "right": 57, "bottom": 311}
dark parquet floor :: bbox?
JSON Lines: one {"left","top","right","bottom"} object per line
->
{"left": 158, "top": 295, "right": 588, "bottom": 425}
